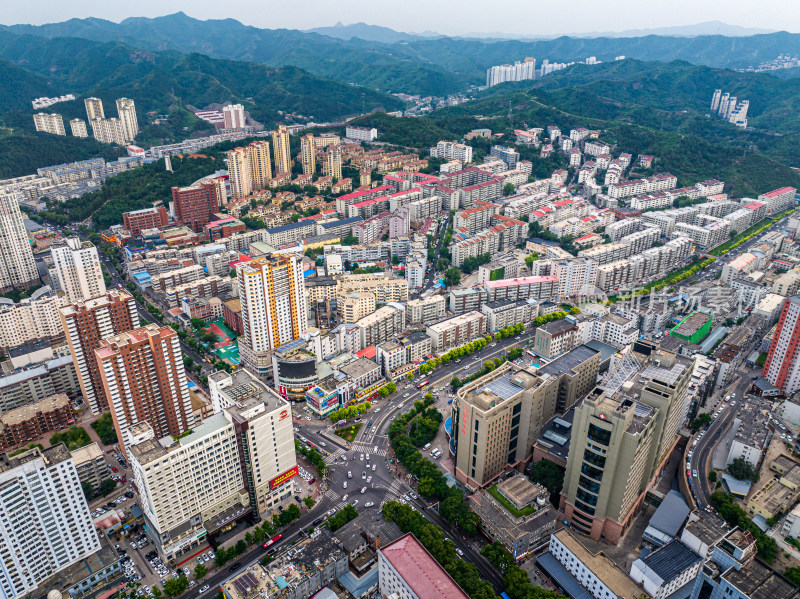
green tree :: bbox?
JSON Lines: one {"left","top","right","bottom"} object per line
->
{"left": 82, "top": 481, "right": 94, "bottom": 500}
{"left": 450, "top": 376, "right": 462, "bottom": 389}
{"left": 728, "top": 457, "right": 759, "bottom": 482}
{"left": 444, "top": 267, "right": 461, "bottom": 286}
{"left": 304, "top": 497, "right": 315, "bottom": 509}
{"left": 691, "top": 412, "right": 712, "bottom": 433}
{"left": 503, "top": 182, "right": 515, "bottom": 196}
{"left": 528, "top": 460, "right": 565, "bottom": 494}
{"left": 235, "top": 540, "right": 247, "bottom": 555}
{"left": 194, "top": 564, "right": 208, "bottom": 579}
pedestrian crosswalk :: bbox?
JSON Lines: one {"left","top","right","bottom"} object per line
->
{"left": 385, "top": 479, "right": 404, "bottom": 500}
{"left": 324, "top": 448, "right": 346, "bottom": 464}
{"left": 350, "top": 442, "right": 387, "bottom": 456}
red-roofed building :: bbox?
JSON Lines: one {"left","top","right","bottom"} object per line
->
{"left": 743, "top": 201, "right": 767, "bottom": 223}
{"left": 758, "top": 186, "right": 797, "bottom": 215}
{"left": 378, "top": 533, "right": 469, "bottom": 599}
{"left": 356, "top": 345, "right": 376, "bottom": 360}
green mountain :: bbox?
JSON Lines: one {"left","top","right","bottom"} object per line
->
{"left": 7, "top": 13, "right": 800, "bottom": 93}
{"left": 426, "top": 84, "right": 800, "bottom": 196}
{"left": 0, "top": 30, "right": 405, "bottom": 176}
{"left": 0, "top": 58, "right": 63, "bottom": 111}
{"left": 0, "top": 31, "right": 404, "bottom": 124}
{"left": 1, "top": 13, "right": 466, "bottom": 96}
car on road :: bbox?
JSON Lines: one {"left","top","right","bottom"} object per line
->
{"left": 456, "top": 548, "right": 465, "bottom": 557}
{"left": 199, "top": 586, "right": 209, "bottom": 594}
{"left": 362, "top": 471, "right": 366, "bottom": 479}
{"left": 365, "top": 502, "right": 374, "bottom": 507}
{"left": 343, "top": 494, "right": 349, "bottom": 501}
{"left": 351, "top": 499, "right": 359, "bottom": 506}
{"left": 372, "top": 464, "right": 376, "bottom": 471}
{"left": 347, "top": 471, "right": 352, "bottom": 478}
{"left": 693, "top": 470, "right": 698, "bottom": 478}
{"left": 343, "top": 481, "right": 347, "bottom": 489}
{"left": 361, "top": 486, "right": 367, "bottom": 494}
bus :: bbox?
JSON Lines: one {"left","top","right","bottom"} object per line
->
{"left": 262, "top": 533, "right": 283, "bottom": 549}
{"left": 416, "top": 380, "right": 430, "bottom": 389}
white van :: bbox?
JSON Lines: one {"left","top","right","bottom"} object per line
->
{"left": 423, "top": 443, "right": 432, "bottom": 451}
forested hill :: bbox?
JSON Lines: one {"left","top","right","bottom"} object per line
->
{"left": 0, "top": 29, "right": 404, "bottom": 177}
{"left": 6, "top": 13, "right": 800, "bottom": 93}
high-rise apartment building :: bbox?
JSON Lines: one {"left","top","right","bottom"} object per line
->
{"left": 222, "top": 103, "right": 246, "bottom": 129}
{"left": 70, "top": 118, "right": 88, "bottom": 138}
{"left": 171, "top": 182, "right": 220, "bottom": 232}
{"left": 486, "top": 57, "right": 537, "bottom": 87}
{"left": 33, "top": 112, "right": 66, "bottom": 135}
{"left": 561, "top": 342, "right": 693, "bottom": 544}
{"left": 50, "top": 237, "right": 106, "bottom": 304}
{"left": 0, "top": 445, "right": 101, "bottom": 599}
{"left": 226, "top": 146, "right": 253, "bottom": 199}
{"left": 762, "top": 295, "right": 800, "bottom": 394}
{"left": 84, "top": 97, "right": 104, "bottom": 121}
{"left": 272, "top": 124, "right": 292, "bottom": 175}
{"left": 59, "top": 290, "right": 138, "bottom": 414}
{"left": 95, "top": 324, "right": 192, "bottom": 457}
{"left": 247, "top": 140, "right": 273, "bottom": 190}
{"left": 327, "top": 145, "right": 342, "bottom": 180}
{"left": 238, "top": 255, "right": 307, "bottom": 376}
{"left": 300, "top": 133, "right": 316, "bottom": 175}
{"left": 90, "top": 117, "right": 126, "bottom": 145}
{"left": 115, "top": 97, "right": 139, "bottom": 141}
{"left": 0, "top": 191, "right": 39, "bottom": 292}
{"left": 131, "top": 370, "right": 297, "bottom": 562}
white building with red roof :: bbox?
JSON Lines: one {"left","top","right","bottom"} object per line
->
{"left": 378, "top": 533, "right": 470, "bottom": 599}
{"left": 758, "top": 186, "right": 797, "bottom": 215}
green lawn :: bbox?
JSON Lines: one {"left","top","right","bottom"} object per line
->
{"left": 486, "top": 483, "right": 539, "bottom": 518}
{"left": 334, "top": 423, "right": 362, "bottom": 442}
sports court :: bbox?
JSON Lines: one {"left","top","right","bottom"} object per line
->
{"left": 205, "top": 318, "right": 241, "bottom": 365}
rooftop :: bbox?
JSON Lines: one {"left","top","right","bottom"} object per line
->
{"left": 683, "top": 511, "right": 728, "bottom": 548}
{"left": 0, "top": 393, "right": 70, "bottom": 426}
{"left": 379, "top": 533, "right": 470, "bottom": 599}
{"left": 536, "top": 345, "right": 599, "bottom": 378}
{"left": 0, "top": 443, "right": 70, "bottom": 474}
{"left": 723, "top": 557, "right": 800, "bottom": 599}
{"left": 646, "top": 490, "right": 690, "bottom": 539}
{"left": 70, "top": 442, "right": 103, "bottom": 466}
{"left": 552, "top": 529, "right": 645, "bottom": 599}
{"left": 339, "top": 357, "right": 381, "bottom": 380}
{"left": 636, "top": 539, "right": 701, "bottom": 583}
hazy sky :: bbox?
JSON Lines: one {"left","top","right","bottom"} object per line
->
{"left": 2, "top": 0, "right": 798, "bottom": 36}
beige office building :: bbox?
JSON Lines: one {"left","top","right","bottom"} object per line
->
{"left": 227, "top": 146, "right": 253, "bottom": 199}
{"left": 248, "top": 140, "right": 272, "bottom": 190}
{"left": 453, "top": 363, "right": 559, "bottom": 489}
{"left": 0, "top": 192, "right": 39, "bottom": 292}
{"left": 50, "top": 237, "right": 106, "bottom": 303}
{"left": 342, "top": 292, "right": 376, "bottom": 324}
{"left": 130, "top": 372, "right": 297, "bottom": 562}
{"left": 84, "top": 97, "right": 104, "bottom": 121}
{"left": 116, "top": 98, "right": 139, "bottom": 141}
{"left": 326, "top": 145, "right": 343, "bottom": 180}
{"left": 33, "top": 113, "right": 66, "bottom": 135}
{"left": 336, "top": 273, "right": 409, "bottom": 304}
{"left": 90, "top": 117, "right": 126, "bottom": 145}
{"left": 272, "top": 124, "right": 292, "bottom": 175}
{"left": 300, "top": 133, "right": 316, "bottom": 175}
{"left": 561, "top": 342, "right": 694, "bottom": 544}
{"left": 70, "top": 118, "right": 88, "bottom": 138}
